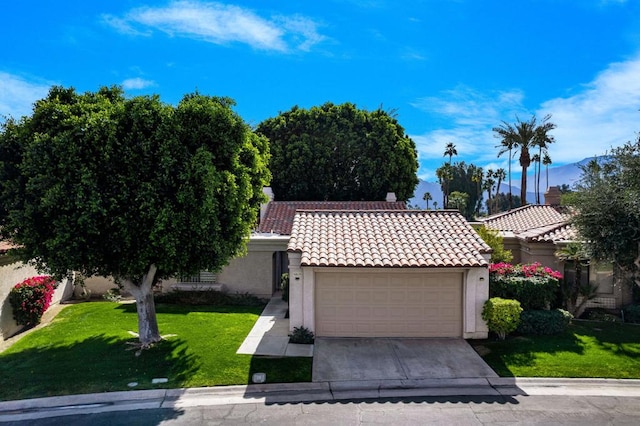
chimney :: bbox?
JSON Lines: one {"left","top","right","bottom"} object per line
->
{"left": 544, "top": 186, "right": 561, "bottom": 206}
{"left": 260, "top": 187, "right": 274, "bottom": 222}
{"left": 385, "top": 192, "right": 397, "bottom": 203}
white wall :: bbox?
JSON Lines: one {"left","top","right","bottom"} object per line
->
{"left": 0, "top": 261, "right": 73, "bottom": 340}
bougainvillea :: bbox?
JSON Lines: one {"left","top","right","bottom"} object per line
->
{"left": 8, "top": 276, "right": 57, "bottom": 328}
{"left": 489, "top": 262, "right": 563, "bottom": 310}
{"left": 490, "top": 262, "right": 563, "bottom": 280}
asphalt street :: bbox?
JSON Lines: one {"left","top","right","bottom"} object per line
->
{"left": 5, "top": 394, "right": 640, "bottom": 425}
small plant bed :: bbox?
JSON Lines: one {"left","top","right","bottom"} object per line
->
{"left": 0, "top": 302, "right": 312, "bottom": 401}
{"left": 471, "top": 321, "right": 640, "bottom": 378}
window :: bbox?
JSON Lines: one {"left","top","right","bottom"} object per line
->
{"left": 180, "top": 271, "right": 218, "bottom": 284}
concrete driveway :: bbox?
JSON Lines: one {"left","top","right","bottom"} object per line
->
{"left": 312, "top": 338, "right": 498, "bottom": 382}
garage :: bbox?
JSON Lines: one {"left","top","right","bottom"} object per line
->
{"left": 315, "top": 271, "right": 463, "bottom": 337}
{"left": 287, "top": 210, "right": 492, "bottom": 340}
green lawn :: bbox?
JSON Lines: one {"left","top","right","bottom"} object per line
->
{"left": 471, "top": 321, "right": 640, "bottom": 378}
{"left": 0, "top": 302, "right": 312, "bottom": 401}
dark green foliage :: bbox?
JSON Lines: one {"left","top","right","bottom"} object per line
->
{"left": 623, "top": 305, "right": 640, "bottom": 324}
{"left": 154, "top": 290, "right": 266, "bottom": 307}
{"left": 437, "top": 161, "right": 483, "bottom": 219}
{"left": 257, "top": 102, "right": 418, "bottom": 201}
{"left": 567, "top": 143, "right": 640, "bottom": 290}
{"left": 486, "top": 193, "right": 522, "bottom": 214}
{"left": 280, "top": 273, "right": 289, "bottom": 302}
{"left": 482, "top": 297, "right": 522, "bottom": 340}
{"left": 516, "top": 309, "right": 573, "bottom": 335}
{"left": 584, "top": 309, "right": 621, "bottom": 322}
{"left": 0, "top": 86, "right": 271, "bottom": 344}
{"left": 476, "top": 225, "right": 512, "bottom": 263}
{"left": 288, "top": 326, "right": 315, "bottom": 344}
{"left": 490, "top": 275, "right": 559, "bottom": 310}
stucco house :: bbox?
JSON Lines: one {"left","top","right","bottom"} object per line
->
{"left": 480, "top": 186, "right": 632, "bottom": 309}
{"left": 287, "top": 209, "right": 492, "bottom": 339}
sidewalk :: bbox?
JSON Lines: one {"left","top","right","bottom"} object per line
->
{"left": 236, "top": 293, "right": 313, "bottom": 357}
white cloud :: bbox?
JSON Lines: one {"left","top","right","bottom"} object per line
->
{"left": 122, "top": 77, "right": 156, "bottom": 90}
{"left": 538, "top": 54, "right": 640, "bottom": 163}
{"left": 0, "top": 72, "right": 51, "bottom": 121}
{"left": 104, "top": 1, "right": 325, "bottom": 52}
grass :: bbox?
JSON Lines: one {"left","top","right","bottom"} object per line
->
{"left": 0, "top": 302, "right": 312, "bottom": 401}
{"left": 470, "top": 320, "right": 640, "bottom": 378}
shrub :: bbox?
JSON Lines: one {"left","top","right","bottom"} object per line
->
{"left": 280, "top": 273, "right": 289, "bottom": 302}
{"left": 489, "top": 262, "right": 562, "bottom": 310}
{"left": 8, "top": 276, "right": 57, "bottom": 328}
{"left": 623, "top": 304, "right": 640, "bottom": 324}
{"left": 103, "top": 288, "right": 122, "bottom": 302}
{"left": 516, "top": 309, "right": 573, "bottom": 335}
{"left": 584, "top": 308, "right": 621, "bottom": 323}
{"left": 482, "top": 297, "right": 522, "bottom": 340}
{"left": 476, "top": 226, "right": 513, "bottom": 264}
{"left": 289, "top": 326, "right": 314, "bottom": 344}
{"left": 154, "top": 289, "right": 265, "bottom": 306}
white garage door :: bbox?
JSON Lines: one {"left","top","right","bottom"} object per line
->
{"left": 315, "top": 271, "right": 463, "bottom": 338}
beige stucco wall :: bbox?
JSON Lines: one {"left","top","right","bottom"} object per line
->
{"left": 216, "top": 236, "right": 289, "bottom": 299}
{"left": 82, "top": 236, "right": 290, "bottom": 300}
{"left": 288, "top": 252, "right": 490, "bottom": 339}
{"left": 0, "top": 261, "right": 74, "bottom": 340}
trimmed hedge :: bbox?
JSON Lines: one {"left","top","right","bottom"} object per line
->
{"left": 516, "top": 309, "right": 573, "bottom": 335}
{"left": 490, "top": 275, "right": 559, "bottom": 310}
{"left": 482, "top": 297, "right": 522, "bottom": 340}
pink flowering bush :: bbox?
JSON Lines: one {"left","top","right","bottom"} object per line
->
{"left": 8, "top": 276, "right": 57, "bottom": 328}
{"left": 489, "top": 262, "right": 562, "bottom": 310}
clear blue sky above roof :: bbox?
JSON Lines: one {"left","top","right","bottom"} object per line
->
{"left": 2, "top": 0, "right": 639, "bottom": 182}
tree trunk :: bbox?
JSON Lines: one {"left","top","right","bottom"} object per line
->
{"left": 520, "top": 164, "right": 528, "bottom": 206}
{"left": 125, "top": 264, "right": 161, "bottom": 346}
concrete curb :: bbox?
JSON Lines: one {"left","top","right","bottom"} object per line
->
{"left": 3, "top": 378, "right": 640, "bottom": 422}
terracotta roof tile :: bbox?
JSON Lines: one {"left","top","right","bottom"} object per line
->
{"left": 480, "top": 205, "right": 572, "bottom": 232}
{"left": 288, "top": 210, "right": 491, "bottom": 268}
{"left": 258, "top": 201, "right": 407, "bottom": 235}
{"left": 480, "top": 204, "right": 579, "bottom": 243}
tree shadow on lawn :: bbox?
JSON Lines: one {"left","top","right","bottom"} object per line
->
{"left": 0, "top": 333, "right": 200, "bottom": 401}
{"left": 573, "top": 320, "right": 640, "bottom": 359}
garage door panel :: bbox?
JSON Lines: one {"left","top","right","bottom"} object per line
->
{"left": 316, "top": 271, "right": 462, "bottom": 338}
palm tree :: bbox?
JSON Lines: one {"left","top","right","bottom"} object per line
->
{"left": 443, "top": 142, "right": 457, "bottom": 165}
{"left": 471, "top": 166, "right": 484, "bottom": 216}
{"left": 436, "top": 163, "right": 453, "bottom": 208}
{"left": 494, "top": 168, "right": 506, "bottom": 201}
{"left": 422, "top": 192, "right": 432, "bottom": 209}
{"left": 495, "top": 136, "right": 517, "bottom": 210}
{"left": 493, "top": 114, "right": 556, "bottom": 206}
{"left": 483, "top": 168, "right": 496, "bottom": 214}
{"left": 433, "top": 201, "right": 438, "bottom": 210}
{"left": 542, "top": 152, "right": 552, "bottom": 190}
{"left": 531, "top": 153, "right": 540, "bottom": 204}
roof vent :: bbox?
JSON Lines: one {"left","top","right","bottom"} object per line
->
{"left": 385, "top": 192, "right": 397, "bottom": 203}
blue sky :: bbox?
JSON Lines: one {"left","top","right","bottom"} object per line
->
{"left": 2, "top": 0, "right": 640, "bottom": 184}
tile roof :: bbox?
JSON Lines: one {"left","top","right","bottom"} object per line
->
{"left": 288, "top": 210, "right": 492, "bottom": 268}
{"left": 480, "top": 205, "right": 572, "bottom": 232}
{"left": 480, "top": 205, "right": 578, "bottom": 243}
{"left": 258, "top": 201, "right": 407, "bottom": 235}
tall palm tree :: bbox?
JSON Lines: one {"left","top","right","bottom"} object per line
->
{"left": 493, "top": 114, "right": 556, "bottom": 206}
{"left": 422, "top": 192, "right": 432, "bottom": 209}
{"left": 484, "top": 168, "right": 496, "bottom": 214}
{"left": 531, "top": 153, "right": 540, "bottom": 203}
{"left": 471, "top": 166, "right": 484, "bottom": 216}
{"left": 443, "top": 142, "right": 457, "bottom": 165}
{"left": 436, "top": 164, "right": 453, "bottom": 208}
{"left": 494, "top": 168, "right": 506, "bottom": 202}
{"left": 495, "top": 133, "right": 517, "bottom": 210}
{"left": 542, "top": 152, "right": 552, "bottom": 190}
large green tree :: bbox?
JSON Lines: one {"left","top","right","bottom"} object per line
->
{"left": 257, "top": 102, "right": 418, "bottom": 201}
{"left": 0, "top": 87, "right": 270, "bottom": 347}
{"left": 493, "top": 114, "right": 556, "bottom": 205}
{"left": 567, "top": 139, "right": 640, "bottom": 292}
{"left": 437, "top": 161, "right": 483, "bottom": 219}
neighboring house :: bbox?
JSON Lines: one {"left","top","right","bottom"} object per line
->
{"left": 480, "top": 186, "right": 632, "bottom": 309}
{"left": 287, "top": 209, "right": 492, "bottom": 339}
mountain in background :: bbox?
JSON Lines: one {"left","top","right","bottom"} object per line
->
{"left": 409, "top": 156, "right": 600, "bottom": 209}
